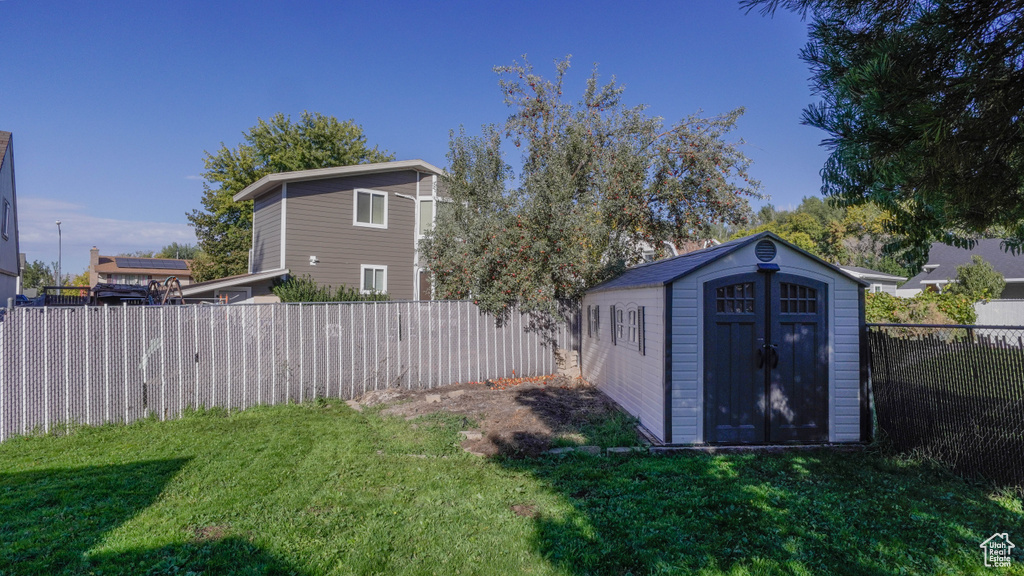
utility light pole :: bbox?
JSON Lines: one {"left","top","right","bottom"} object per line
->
{"left": 55, "top": 220, "right": 62, "bottom": 286}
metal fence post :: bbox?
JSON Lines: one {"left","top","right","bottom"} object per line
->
{"left": 160, "top": 308, "right": 166, "bottom": 420}
{"left": 299, "top": 303, "right": 304, "bottom": 403}
{"left": 104, "top": 306, "right": 109, "bottom": 422}
{"left": 177, "top": 307, "right": 183, "bottom": 416}
{"left": 210, "top": 305, "right": 216, "bottom": 407}
{"left": 123, "top": 303, "right": 129, "bottom": 424}
{"left": 342, "top": 305, "right": 346, "bottom": 393}
{"left": 84, "top": 309, "right": 90, "bottom": 425}
{"left": 257, "top": 305, "right": 262, "bottom": 406}
{"left": 20, "top": 311, "right": 26, "bottom": 434}
{"left": 43, "top": 307, "right": 49, "bottom": 433}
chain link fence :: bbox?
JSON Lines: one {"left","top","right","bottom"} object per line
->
{"left": 0, "top": 301, "right": 571, "bottom": 442}
{"left": 867, "top": 323, "right": 1024, "bottom": 487}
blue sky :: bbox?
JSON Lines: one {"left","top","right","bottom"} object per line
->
{"left": 1, "top": 0, "right": 825, "bottom": 275}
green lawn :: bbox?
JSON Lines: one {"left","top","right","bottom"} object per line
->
{"left": 0, "top": 402, "right": 1021, "bottom": 575}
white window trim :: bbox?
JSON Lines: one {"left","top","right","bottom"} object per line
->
{"left": 417, "top": 198, "right": 434, "bottom": 238}
{"left": 360, "top": 264, "right": 388, "bottom": 294}
{"left": 352, "top": 189, "right": 389, "bottom": 229}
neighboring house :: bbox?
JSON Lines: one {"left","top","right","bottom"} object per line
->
{"left": 838, "top": 266, "right": 906, "bottom": 295}
{"left": 903, "top": 239, "right": 1024, "bottom": 298}
{"left": 0, "top": 132, "right": 20, "bottom": 303}
{"left": 182, "top": 160, "right": 445, "bottom": 304}
{"left": 88, "top": 247, "right": 193, "bottom": 287}
{"left": 581, "top": 232, "right": 870, "bottom": 446}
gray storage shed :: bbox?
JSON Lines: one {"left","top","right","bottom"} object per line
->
{"left": 581, "top": 232, "right": 871, "bottom": 445}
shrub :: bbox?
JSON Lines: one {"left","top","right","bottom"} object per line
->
{"left": 866, "top": 291, "right": 976, "bottom": 325}
{"left": 271, "top": 274, "right": 390, "bottom": 303}
{"left": 944, "top": 255, "right": 1006, "bottom": 300}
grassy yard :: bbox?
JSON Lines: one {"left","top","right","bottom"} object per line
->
{"left": 0, "top": 402, "right": 1022, "bottom": 575}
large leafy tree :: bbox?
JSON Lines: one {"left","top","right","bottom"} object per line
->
{"left": 187, "top": 112, "right": 393, "bottom": 281}
{"left": 421, "top": 57, "right": 762, "bottom": 322}
{"left": 21, "top": 259, "right": 52, "bottom": 291}
{"left": 743, "top": 0, "right": 1024, "bottom": 264}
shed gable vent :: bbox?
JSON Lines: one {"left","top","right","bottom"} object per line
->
{"left": 755, "top": 239, "right": 777, "bottom": 262}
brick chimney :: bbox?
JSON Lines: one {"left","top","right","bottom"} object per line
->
{"left": 89, "top": 246, "right": 99, "bottom": 287}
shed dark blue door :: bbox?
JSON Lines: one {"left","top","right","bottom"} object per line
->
{"left": 704, "top": 273, "right": 829, "bottom": 444}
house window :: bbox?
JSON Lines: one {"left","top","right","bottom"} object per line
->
{"left": 361, "top": 265, "right": 387, "bottom": 294}
{"left": 1, "top": 199, "right": 9, "bottom": 240}
{"left": 354, "top": 189, "right": 387, "bottom": 228}
{"left": 870, "top": 284, "right": 883, "bottom": 293}
{"left": 418, "top": 199, "right": 434, "bottom": 236}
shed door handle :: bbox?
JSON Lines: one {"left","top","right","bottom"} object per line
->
{"left": 755, "top": 347, "right": 764, "bottom": 368}
{"left": 768, "top": 345, "right": 779, "bottom": 368}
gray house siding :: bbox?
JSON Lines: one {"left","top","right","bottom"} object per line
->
{"left": 669, "top": 242, "right": 862, "bottom": 444}
{"left": 581, "top": 286, "right": 665, "bottom": 440}
{"left": 282, "top": 171, "right": 419, "bottom": 300}
{"left": 251, "top": 185, "right": 282, "bottom": 273}
{"left": 0, "top": 135, "right": 18, "bottom": 302}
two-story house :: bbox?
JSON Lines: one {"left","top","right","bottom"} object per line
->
{"left": 182, "top": 160, "right": 445, "bottom": 303}
{"left": 0, "top": 132, "right": 21, "bottom": 302}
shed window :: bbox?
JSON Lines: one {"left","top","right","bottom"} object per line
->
{"left": 354, "top": 190, "right": 387, "bottom": 228}
{"left": 615, "top": 307, "right": 624, "bottom": 342}
{"left": 628, "top": 310, "right": 637, "bottom": 343}
{"left": 1, "top": 199, "right": 9, "bottom": 240}
{"left": 780, "top": 283, "right": 817, "bottom": 313}
{"left": 587, "top": 305, "right": 601, "bottom": 339}
{"left": 716, "top": 282, "right": 755, "bottom": 313}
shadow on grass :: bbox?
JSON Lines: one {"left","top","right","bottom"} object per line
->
{"left": 500, "top": 450, "right": 1023, "bottom": 575}
{"left": 0, "top": 459, "right": 305, "bottom": 576}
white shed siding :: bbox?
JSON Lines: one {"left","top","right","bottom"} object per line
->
{"left": 670, "top": 241, "right": 863, "bottom": 444}
{"left": 581, "top": 286, "right": 666, "bottom": 441}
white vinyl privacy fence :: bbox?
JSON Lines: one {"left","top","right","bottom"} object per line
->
{"left": 0, "top": 301, "right": 570, "bottom": 442}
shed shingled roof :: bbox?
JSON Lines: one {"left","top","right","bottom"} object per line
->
{"left": 587, "top": 231, "right": 869, "bottom": 294}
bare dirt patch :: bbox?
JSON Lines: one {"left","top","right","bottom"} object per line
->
{"left": 353, "top": 375, "right": 626, "bottom": 458}
{"left": 191, "top": 524, "right": 230, "bottom": 542}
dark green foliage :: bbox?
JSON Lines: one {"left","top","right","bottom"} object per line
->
{"left": 422, "top": 57, "right": 762, "bottom": 322}
{"left": 945, "top": 255, "right": 1007, "bottom": 300}
{"left": 187, "top": 112, "right": 393, "bottom": 282}
{"left": 270, "top": 274, "right": 390, "bottom": 302}
{"left": 744, "top": 0, "right": 1024, "bottom": 266}
{"left": 20, "top": 259, "right": 51, "bottom": 291}
{"left": 155, "top": 242, "right": 202, "bottom": 260}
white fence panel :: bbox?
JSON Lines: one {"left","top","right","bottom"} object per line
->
{"left": 0, "top": 301, "right": 571, "bottom": 442}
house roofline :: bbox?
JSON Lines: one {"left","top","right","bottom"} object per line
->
{"left": 181, "top": 268, "right": 289, "bottom": 295}
{"left": 232, "top": 160, "right": 445, "bottom": 202}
